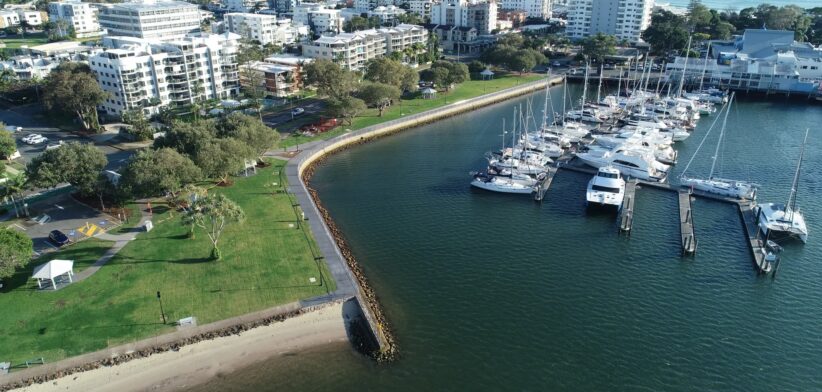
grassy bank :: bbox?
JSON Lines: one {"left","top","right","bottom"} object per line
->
{"left": 0, "top": 34, "right": 49, "bottom": 49}
{"left": 0, "top": 160, "right": 335, "bottom": 365}
{"left": 280, "top": 73, "right": 545, "bottom": 148}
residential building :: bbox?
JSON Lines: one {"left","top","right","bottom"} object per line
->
{"left": 225, "top": 13, "right": 307, "bottom": 46}
{"left": 89, "top": 32, "right": 241, "bottom": 116}
{"left": 0, "top": 10, "right": 20, "bottom": 27}
{"left": 0, "top": 9, "right": 46, "bottom": 27}
{"left": 97, "top": 0, "right": 201, "bottom": 41}
{"left": 430, "top": 0, "right": 496, "bottom": 35}
{"left": 425, "top": 24, "right": 494, "bottom": 53}
{"left": 302, "top": 23, "right": 427, "bottom": 70}
{"left": 498, "top": 0, "right": 551, "bottom": 20}
{"left": 222, "top": 0, "right": 267, "bottom": 13}
{"left": 408, "top": 0, "right": 432, "bottom": 20}
{"left": 293, "top": 4, "right": 344, "bottom": 35}
{"left": 497, "top": 9, "right": 526, "bottom": 26}
{"left": 47, "top": 0, "right": 104, "bottom": 38}
{"left": 566, "top": 0, "right": 654, "bottom": 42}
{"left": 272, "top": 0, "right": 297, "bottom": 13}
{"left": 369, "top": 5, "right": 405, "bottom": 25}
{"left": 353, "top": 0, "right": 393, "bottom": 13}
{"left": 665, "top": 29, "right": 822, "bottom": 95}
{"left": 240, "top": 60, "right": 302, "bottom": 97}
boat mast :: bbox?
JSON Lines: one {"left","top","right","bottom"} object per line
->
{"left": 596, "top": 64, "right": 603, "bottom": 103}
{"left": 698, "top": 42, "right": 711, "bottom": 92}
{"left": 581, "top": 61, "right": 590, "bottom": 108}
{"left": 562, "top": 77, "right": 567, "bottom": 124}
{"left": 708, "top": 92, "right": 734, "bottom": 179}
{"left": 541, "top": 80, "right": 549, "bottom": 130}
{"left": 677, "top": 34, "right": 693, "bottom": 98}
{"left": 616, "top": 66, "right": 623, "bottom": 99}
{"left": 678, "top": 98, "right": 729, "bottom": 179}
{"left": 786, "top": 128, "right": 810, "bottom": 220}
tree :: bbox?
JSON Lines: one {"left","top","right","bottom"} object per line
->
{"left": 420, "top": 66, "right": 449, "bottom": 89}
{"left": 468, "top": 60, "right": 487, "bottom": 74}
{"left": 356, "top": 82, "right": 401, "bottom": 117}
{"left": 121, "top": 109, "right": 153, "bottom": 141}
{"left": 237, "top": 40, "right": 265, "bottom": 64}
{"left": 303, "top": 59, "right": 357, "bottom": 100}
{"left": 120, "top": 148, "right": 202, "bottom": 197}
{"left": 344, "top": 15, "right": 370, "bottom": 32}
{"left": 42, "top": 63, "right": 108, "bottom": 131}
{"left": 194, "top": 138, "right": 256, "bottom": 183}
{"left": 431, "top": 61, "right": 469, "bottom": 88}
{"left": 642, "top": 10, "right": 690, "bottom": 55}
{"left": 25, "top": 142, "right": 107, "bottom": 196}
{"left": 182, "top": 194, "right": 245, "bottom": 260}
{"left": 0, "top": 228, "right": 32, "bottom": 279}
{"left": 0, "top": 173, "right": 26, "bottom": 217}
{"left": 327, "top": 96, "right": 367, "bottom": 125}
{"left": 240, "top": 66, "right": 266, "bottom": 121}
{"left": 580, "top": 33, "right": 617, "bottom": 64}
{"left": 217, "top": 113, "right": 279, "bottom": 158}
{"left": 154, "top": 119, "right": 218, "bottom": 156}
{"left": 0, "top": 127, "right": 15, "bottom": 159}
{"left": 508, "top": 51, "right": 538, "bottom": 74}
{"left": 364, "top": 57, "right": 419, "bottom": 91}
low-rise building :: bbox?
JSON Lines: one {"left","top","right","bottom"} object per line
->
{"left": 497, "top": 0, "right": 551, "bottom": 20}
{"left": 221, "top": 0, "right": 267, "bottom": 13}
{"left": 240, "top": 60, "right": 302, "bottom": 97}
{"left": 97, "top": 0, "right": 201, "bottom": 42}
{"left": 0, "top": 9, "right": 46, "bottom": 27}
{"left": 0, "top": 10, "right": 20, "bottom": 27}
{"left": 293, "top": 3, "right": 344, "bottom": 35}
{"left": 225, "top": 13, "right": 307, "bottom": 46}
{"left": 47, "top": 0, "right": 104, "bottom": 38}
{"left": 424, "top": 24, "right": 494, "bottom": 53}
{"left": 89, "top": 32, "right": 241, "bottom": 117}
{"left": 302, "top": 23, "right": 427, "bottom": 70}
{"left": 369, "top": 5, "right": 405, "bottom": 25}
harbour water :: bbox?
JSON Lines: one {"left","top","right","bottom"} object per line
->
{"left": 194, "top": 87, "right": 822, "bottom": 391}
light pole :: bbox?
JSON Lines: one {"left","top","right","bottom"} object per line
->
{"left": 156, "top": 291, "right": 167, "bottom": 324}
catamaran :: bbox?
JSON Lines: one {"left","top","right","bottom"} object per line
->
{"left": 679, "top": 93, "right": 757, "bottom": 200}
{"left": 586, "top": 166, "right": 625, "bottom": 209}
{"left": 755, "top": 129, "right": 810, "bottom": 243}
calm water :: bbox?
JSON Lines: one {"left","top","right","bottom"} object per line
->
{"left": 664, "top": 0, "right": 818, "bottom": 10}
{"left": 195, "top": 87, "right": 822, "bottom": 391}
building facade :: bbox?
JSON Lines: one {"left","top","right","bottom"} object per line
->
{"left": 222, "top": 0, "right": 267, "bottom": 13}
{"left": 302, "top": 24, "right": 427, "bottom": 70}
{"left": 47, "top": 0, "right": 104, "bottom": 38}
{"left": 369, "top": 5, "right": 405, "bottom": 25}
{"left": 408, "top": 0, "right": 433, "bottom": 20}
{"left": 240, "top": 60, "right": 302, "bottom": 97}
{"left": 89, "top": 32, "right": 241, "bottom": 116}
{"left": 497, "top": 0, "right": 551, "bottom": 20}
{"left": 292, "top": 3, "right": 344, "bottom": 35}
{"left": 97, "top": 0, "right": 201, "bottom": 41}
{"left": 0, "top": 10, "right": 46, "bottom": 27}
{"left": 225, "top": 13, "right": 306, "bottom": 46}
{"left": 566, "top": 0, "right": 654, "bottom": 42}
{"left": 430, "top": 0, "right": 496, "bottom": 35}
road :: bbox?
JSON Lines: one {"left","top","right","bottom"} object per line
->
{"left": 261, "top": 98, "right": 327, "bottom": 133}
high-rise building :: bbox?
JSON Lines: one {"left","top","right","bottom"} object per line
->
{"left": 408, "top": 0, "right": 433, "bottom": 20}
{"left": 225, "top": 13, "right": 307, "bottom": 46}
{"left": 97, "top": 0, "right": 201, "bottom": 41}
{"left": 293, "top": 3, "right": 344, "bottom": 35}
{"left": 430, "top": 0, "right": 497, "bottom": 35}
{"left": 302, "top": 24, "right": 427, "bottom": 70}
{"left": 89, "top": 33, "right": 241, "bottom": 116}
{"left": 353, "top": 0, "right": 394, "bottom": 13}
{"left": 497, "top": 0, "right": 551, "bottom": 19}
{"left": 47, "top": 0, "right": 104, "bottom": 38}
{"left": 566, "top": 0, "right": 654, "bottom": 42}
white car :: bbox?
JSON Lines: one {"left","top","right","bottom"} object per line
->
{"left": 23, "top": 134, "right": 48, "bottom": 145}
{"left": 291, "top": 107, "right": 305, "bottom": 116}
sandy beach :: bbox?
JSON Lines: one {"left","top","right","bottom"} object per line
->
{"left": 12, "top": 302, "right": 350, "bottom": 392}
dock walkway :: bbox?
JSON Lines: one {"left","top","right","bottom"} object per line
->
{"left": 738, "top": 202, "right": 773, "bottom": 274}
{"left": 619, "top": 179, "right": 638, "bottom": 233}
{"left": 678, "top": 190, "right": 697, "bottom": 255}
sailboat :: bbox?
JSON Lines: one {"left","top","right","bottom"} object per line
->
{"left": 679, "top": 93, "right": 757, "bottom": 200}
{"left": 755, "top": 129, "right": 810, "bottom": 243}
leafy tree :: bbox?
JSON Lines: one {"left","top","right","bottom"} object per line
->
{"left": 182, "top": 194, "right": 245, "bottom": 260}
{"left": 240, "top": 66, "right": 266, "bottom": 121}
{"left": 42, "top": 63, "right": 108, "bottom": 131}
{"left": 217, "top": 113, "right": 279, "bottom": 158}
{"left": 344, "top": 15, "right": 371, "bottom": 32}
{"left": 642, "top": 10, "right": 690, "bottom": 55}
{"left": 468, "top": 60, "right": 487, "bottom": 74}
{"left": 120, "top": 148, "right": 202, "bottom": 197}
{"left": 303, "top": 59, "right": 357, "bottom": 100}
{"left": 327, "top": 96, "right": 367, "bottom": 125}
{"left": 356, "top": 82, "right": 400, "bottom": 117}
{"left": 121, "top": 109, "right": 154, "bottom": 141}
{"left": 396, "top": 12, "right": 423, "bottom": 25}
{"left": 25, "top": 142, "right": 107, "bottom": 196}
{"left": 194, "top": 138, "right": 256, "bottom": 183}
{"left": 0, "top": 174, "right": 26, "bottom": 217}
{"left": 364, "top": 57, "right": 419, "bottom": 91}
{"left": 237, "top": 40, "right": 266, "bottom": 64}
{"left": 0, "top": 227, "right": 32, "bottom": 279}
{"left": 420, "top": 66, "right": 449, "bottom": 89}
{"left": 154, "top": 119, "right": 218, "bottom": 156}
{"left": 431, "top": 61, "right": 469, "bottom": 88}
{"left": 0, "top": 126, "right": 15, "bottom": 159}
{"left": 580, "top": 33, "right": 617, "bottom": 63}
{"left": 508, "top": 50, "right": 538, "bottom": 74}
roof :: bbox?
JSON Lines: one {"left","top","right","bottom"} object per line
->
{"left": 265, "top": 54, "right": 313, "bottom": 66}
{"left": 29, "top": 41, "right": 95, "bottom": 55}
{"left": 104, "top": 0, "right": 198, "bottom": 12}
{"left": 480, "top": 69, "right": 494, "bottom": 75}
{"left": 32, "top": 260, "right": 74, "bottom": 280}
{"left": 422, "top": 87, "right": 436, "bottom": 93}
{"left": 245, "top": 61, "right": 294, "bottom": 74}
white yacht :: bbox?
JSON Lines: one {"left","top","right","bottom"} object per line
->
{"left": 566, "top": 108, "right": 604, "bottom": 123}
{"left": 754, "top": 129, "right": 810, "bottom": 243}
{"left": 576, "top": 147, "right": 669, "bottom": 182}
{"left": 586, "top": 166, "right": 625, "bottom": 209}
{"left": 471, "top": 173, "right": 534, "bottom": 194}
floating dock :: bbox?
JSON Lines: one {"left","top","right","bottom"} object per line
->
{"left": 618, "top": 179, "right": 638, "bottom": 234}
{"left": 533, "top": 168, "right": 557, "bottom": 201}
{"left": 737, "top": 202, "right": 774, "bottom": 274}
{"left": 678, "top": 190, "right": 697, "bottom": 255}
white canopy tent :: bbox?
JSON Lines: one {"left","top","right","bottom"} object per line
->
{"left": 31, "top": 259, "right": 74, "bottom": 290}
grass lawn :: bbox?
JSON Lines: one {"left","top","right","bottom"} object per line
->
{"left": 280, "top": 73, "right": 545, "bottom": 148}
{"left": 0, "top": 160, "right": 335, "bottom": 365}
{"left": 0, "top": 33, "right": 49, "bottom": 49}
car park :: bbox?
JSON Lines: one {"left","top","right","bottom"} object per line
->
{"left": 48, "top": 230, "right": 71, "bottom": 247}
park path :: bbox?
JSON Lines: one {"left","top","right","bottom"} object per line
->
{"left": 73, "top": 201, "right": 152, "bottom": 282}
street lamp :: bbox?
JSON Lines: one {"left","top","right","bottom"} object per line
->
{"left": 156, "top": 291, "right": 167, "bottom": 324}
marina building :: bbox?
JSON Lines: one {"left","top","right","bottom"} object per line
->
{"left": 665, "top": 29, "right": 822, "bottom": 95}
{"left": 429, "top": 0, "right": 497, "bottom": 35}
{"left": 47, "top": 0, "right": 104, "bottom": 38}
{"left": 302, "top": 24, "right": 427, "bottom": 70}
{"left": 565, "top": 0, "right": 654, "bottom": 42}
{"left": 497, "top": 0, "right": 551, "bottom": 20}
{"left": 89, "top": 32, "right": 241, "bottom": 116}
{"left": 96, "top": 0, "right": 201, "bottom": 41}
{"left": 225, "top": 13, "right": 307, "bottom": 46}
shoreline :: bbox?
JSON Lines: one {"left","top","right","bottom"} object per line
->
{"left": 7, "top": 301, "right": 351, "bottom": 392}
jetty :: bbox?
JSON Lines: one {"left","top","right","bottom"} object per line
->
{"left": 737, "top": 202, "right": 776, "bottom": 274}
{"left": 619, "top": 179, "right": 637, "bottom": 234}
{"left": 678, "top": 190, "right": 697, "bottom": 255}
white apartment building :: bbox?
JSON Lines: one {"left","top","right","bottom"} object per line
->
{"left": 293, "top": 4, "right": 344, "bottom": 35}
{"left": 225, "top": 13, "right": 306, "bottom": 46}
{"left": 0, "top": 10, "right": 20, "bottom": 27}
{"left": 430, "top": 0, "right": 497, "bottom": 35}
{"left": 97, "top": 0, "right": 201, "bottom": 42}
{"left": 302, "top": 24, "right": 427, "bottom": 70}
{"left": 369, "top": 5, "right": 405, "bottom": 25}
{"left": 222, "top": 0, "right": 267, "bottom": 13}
{"left": 89, "top": 32, "right": 241, "bottom": 116}
{"left": 497, "top": 0, "right": 551, "bottom": 19}
{"left": 18, "top": 10, "right": 46, "bottom": 25}
{"left": 48, "top": 0, "right": 104, "bottom": 38}
{"left": 353, "top": 0, "right": 394, "bottom": 13}
{"left": 0, "top": 9, "right": 46, "bottom": 27}
{"left": 566, "top": 0, "right": 654, "bottom": 42}
{"left": 408, "top": 0, "right": 433, "bottom": 20}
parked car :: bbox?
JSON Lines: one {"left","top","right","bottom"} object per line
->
{"left": 551, "top": 61, "right": 561, "bottom": 67}
{"left": 22, "top": 134, "right": 48, "bottom": 145}
{"left": 291, "top": 107, "right": 305, "bottom": 116}
{"left": 49, "top": 230, "right": 70, "bottom": 247}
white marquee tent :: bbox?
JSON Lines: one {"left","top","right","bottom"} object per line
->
{"left": 31, "top": 259, "right": 74, "bottom": 290}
